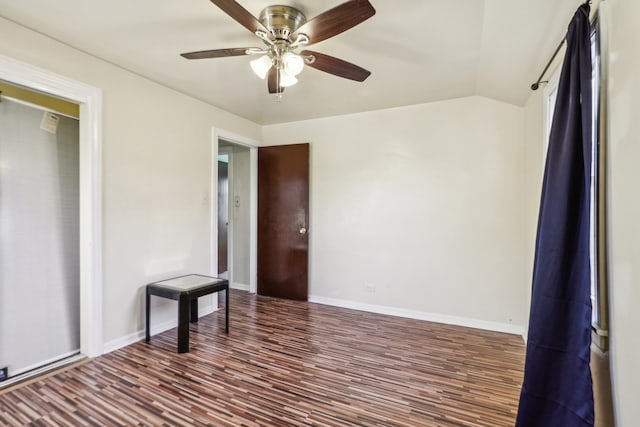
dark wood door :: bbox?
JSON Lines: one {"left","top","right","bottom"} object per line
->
{"left": 217, "top": 160, "right": 228, "bottom": 274}
{"left": 258, "top": 143, "right": 309, "bottom": 301}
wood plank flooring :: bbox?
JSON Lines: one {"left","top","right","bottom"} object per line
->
{"left": 0, "top": 290, "right": 525, "bottom": 426}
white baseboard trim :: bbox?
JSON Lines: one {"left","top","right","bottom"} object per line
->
{"left": 308, "top": 295, "right": 525, "bottom": 337}
{"left": 103, "top": 305, "right": 217, "bottom": 354}
{"left": 230, "top": 282, "right": 250, "bottom": 291}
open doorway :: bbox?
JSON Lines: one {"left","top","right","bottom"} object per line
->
{"left": 217, "top": 140, "right": 251, "bottom": 291}
{"left": 211, "top": 129, "right": 258, "bottom": 296}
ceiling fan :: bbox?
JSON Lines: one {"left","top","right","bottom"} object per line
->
{"left": 180, "top": 0, "right": 376, "bottom": 96}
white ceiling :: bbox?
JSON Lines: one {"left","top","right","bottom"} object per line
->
{"left": 0, "top": 0, "right": 580, "bottom": 125}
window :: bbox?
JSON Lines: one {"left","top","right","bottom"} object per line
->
{"left": 590, "top": 16, "right": 608, "bottom": 350}
{"left": 543, "top": 16, "right": 607, "bottom": 349}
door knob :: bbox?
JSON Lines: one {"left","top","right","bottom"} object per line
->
{"left": 299, "top": 227, "right": 307, "bottom": 235}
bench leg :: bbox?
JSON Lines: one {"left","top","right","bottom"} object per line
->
{"left": 190, "top": 297, "right": 199, "bottom": 323}
{"left": 177, "top": 294, "right": 190, "bottom": 353}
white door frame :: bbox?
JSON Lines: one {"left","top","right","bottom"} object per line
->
{"left": 211, "top": 128, "right": 258, "bottom": 294}
{"left": 0, "top": 54, "right": 103, "bottom": 357}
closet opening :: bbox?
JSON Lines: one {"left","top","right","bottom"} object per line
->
{"left": 0, "top": 81, "right": 83, "bottom": 385}
{"left": 0, "top": 54, "right": 103, "bottom": 389}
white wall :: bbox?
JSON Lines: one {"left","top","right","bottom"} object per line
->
{"left": 263, "top": 97, "right": 528, "bottom": 329}
{"left": 0, "top": 17, "right": 261, "bottom": 346}
{"left": 605, "top": 0, "right": 640, "bottom": 425}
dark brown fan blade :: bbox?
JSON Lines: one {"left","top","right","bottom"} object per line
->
{"left": 180, "top": 48, "right": 253, "bottom": 59}
{"left": 209, "top": 0, "right": 268, "bottom": 35}
{"left": 267, "top": 67, "right": 284, "bottom": 94}
{"left": 301, "top": 50, "right": 371, "bottom": 82}
{"left": 291, "top": 0, "right": 375, "bottom": 46}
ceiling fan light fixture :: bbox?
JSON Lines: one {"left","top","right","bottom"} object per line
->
{"left": 279, "top": 71, "right": 298, "bottom": 87}
{"left": 250, "top": 55, "right": 273, "bottom": 79}
{"left": 282, "top": 52, "right": 304, "bottom": 76}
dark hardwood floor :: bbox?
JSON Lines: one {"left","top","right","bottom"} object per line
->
{"left": 0, "top": 290, "right": 525, "bottom": 426}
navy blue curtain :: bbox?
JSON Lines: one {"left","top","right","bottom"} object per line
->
{"left": 516, "top": 4, "right": 594, "bottom": 427}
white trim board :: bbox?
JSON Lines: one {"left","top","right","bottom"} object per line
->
{"left": 230, "top": 282, "right": 250, "bottom": 292}
{"left": 104, "top": 297, "right": 525, "bottom": 354}
{"left": 103, "top": 305, "right": 217, "bottom": 354}
{"left": 308, "top": 295, "right": 526, "bottom": 338}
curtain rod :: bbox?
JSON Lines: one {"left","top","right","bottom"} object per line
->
{"left": 531, "top": 0, "right": 592, "bottom": 90}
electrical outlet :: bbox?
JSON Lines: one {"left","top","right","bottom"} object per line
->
{"left": 364, "top": 283, "right": 376, "bottom": 293}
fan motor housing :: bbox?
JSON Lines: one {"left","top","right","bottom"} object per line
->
{"left": 259, "top": 5, "right": 306, "bottom": 40}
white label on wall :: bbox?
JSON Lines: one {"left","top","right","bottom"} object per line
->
{"left": 40, "top": 112, "right": 60, "bottom": 134}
